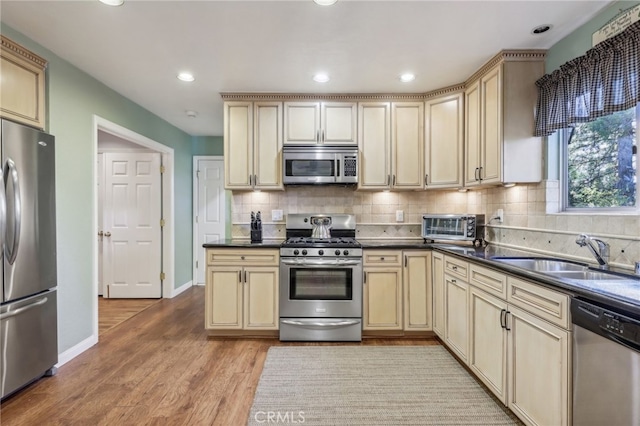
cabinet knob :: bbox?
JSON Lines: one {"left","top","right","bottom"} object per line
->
{"left": 452, "top": 265, "right": 458, "bottom": 270}
{"left": 380, "top": 257, "right": 385, "bottom": 260}
{"left": 104, "top": 231, "right": 111, "bottom": 237}
{"left": 241, "top": 256, "right": 245, "bottom": 260}
{"left": 98, "top": 231, "right": 104, "bottom": 237}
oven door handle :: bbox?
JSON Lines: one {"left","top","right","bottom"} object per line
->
{"left": 281, "top": 319, "right": 360, "bottom": 327}
{"left": 281, "top": 259, "right": 361, "bottom": 267}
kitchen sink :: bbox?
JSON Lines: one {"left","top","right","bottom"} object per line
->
{"left": 492, "top": 257, "right": 640, "bottom": 283}
{"left": 491, "top": 257, "right": 588, "bottom": 272}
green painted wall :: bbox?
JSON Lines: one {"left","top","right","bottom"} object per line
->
{"left": 546, "top": 0, "right": 640, "bottom": 73}
{"left": 192, "top": 136, "right": 224, "bottom": 156}
{"left": 1, "top": 24, "right": 195, "bottom": 354}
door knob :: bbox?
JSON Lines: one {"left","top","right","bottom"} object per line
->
{"left": 98, "top": 231, "right": 104, "bottom": 236}
{"left": 104, "top": 231, "right": 112, "bottom": 237}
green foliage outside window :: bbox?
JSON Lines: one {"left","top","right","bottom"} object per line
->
{"left": 566, "top": 106, "right": 637, "bottom": 208}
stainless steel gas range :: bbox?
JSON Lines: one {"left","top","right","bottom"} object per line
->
{"left": 279, "top": 214, "right": 362, "bottom": 341}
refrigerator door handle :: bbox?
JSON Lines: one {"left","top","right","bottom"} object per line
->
{"left": 4, "top": 158, "right": 21, "bottom": 265}
{"left": 0, "top": 171, "right": 6, "bottom": 256}
{"left": 0, "top": 296, "right": 48, "bottom": 320}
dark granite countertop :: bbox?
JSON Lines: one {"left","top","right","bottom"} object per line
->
{"left": 203, "top": 238, "right": 640, "bottom": 316}
{"left": 203, "top": 239, "right": 284, "bottom": 248}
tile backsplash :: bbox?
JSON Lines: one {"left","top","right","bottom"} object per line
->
{"left": 231, "top": 181, "right": 640, "bottom": 270}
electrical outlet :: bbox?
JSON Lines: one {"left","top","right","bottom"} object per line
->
{"left": 396, "top": 210, "right": 404, "bottom": 222}
{"left": 496, "top": 209, "right": 504, "bottom": 223}
{"left": 272, "top": 209, "right": 283, "bottom": 221}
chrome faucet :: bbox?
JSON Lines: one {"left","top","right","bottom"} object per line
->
{"left": 575, "top": 234, "right": 610, "bottom": 269}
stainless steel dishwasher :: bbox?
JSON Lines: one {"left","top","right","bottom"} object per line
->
{"left": 571, "top": 297, "right": 640, "bottom": 426}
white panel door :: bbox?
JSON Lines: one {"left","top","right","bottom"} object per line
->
{"left": 194, "top": 159, "right": 226, "bottom": 285}
{"left": 103, "top": 153, "right": 162, "bottom": 298}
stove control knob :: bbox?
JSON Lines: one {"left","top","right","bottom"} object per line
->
{"left": 335, "top": 250, "right": 341, "bottom": 255}
{"left": 318, "top": 250, "right": 324, "bottom": 255}
{"left": 302, "top": 249, "right": 307, "bottom": 256}
{"left": 293, "top": 249, "right": 299, "bottom": 256}
{"left": 343, "top": 250, "right": 349, "bottom": 255}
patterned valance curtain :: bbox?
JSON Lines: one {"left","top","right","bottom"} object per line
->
{"left": 534, "top": 20, "right": 640, "bottom": 137}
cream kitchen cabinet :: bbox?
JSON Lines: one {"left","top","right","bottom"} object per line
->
{"left": 403, "top": 251, "right": 432, "bottom": 331}
{"left": 283, "top": 101, "right": 356, "bottom": 145}
{"left": 444, "top": 268, "right": 470, "bottom": 364}
{"left": 0, "top": 36, "right": 47, "bottom": 129}
{"left": 223, "top": 101, "right": 283, "bottom": 190}
{"left": 363, "top": 250, "right": 403, "bottom": 330}
{"left": 464, "top": 51, "right": 545, "bottom": 187}
{"left": 205, "top": 249, "right": 279, "bottom": 332}
{"left": 431, "top": 251, "right": 445, "bottom": 338}
{"left": 460, "top": 258, "right": 571, "bottom": 425}
{"left": 424, "top": 92, "right": 464, "bottom": 189}
{"left": 358, "top": 101, "right": 424, "bottom": 190}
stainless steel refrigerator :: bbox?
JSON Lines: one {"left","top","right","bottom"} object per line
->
{"left": 0, "top": 118, "right": 57, "bottom": 400}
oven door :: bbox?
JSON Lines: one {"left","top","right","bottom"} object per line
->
{"left": 279, "top": 258, "right": 362, "bottom": 318}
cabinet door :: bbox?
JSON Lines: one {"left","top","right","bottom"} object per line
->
{"left": 507, "top": 306, "right": 570, "bottom": 426}
{"left": 358, "top": 102, "right": 391, "bottom": 189}
{"left": 283, "top": 102, "right": 321, "bottom": 145}
{"left": 432, "top": 252, "right": 445, "bottom": 338}
{"left": 0, "top": 36, "right": 46, "bottom": 129}
{"left": 254, "top": 102, "right": 283, "bottom": 189}
{"left": 363, "top": 267, "right": 402, "bottom": 330}
{"left": 403, "top": 251, "right": 432, "bottom": 331}
{"left": 243, "top": 267, "right": 279, "bottom": 330}
{"left": 444, "top": 275, "right": 469, "bottom": 363}
{"left": 322, "top": 102, "right": 357, "bottom": 144}
{"left": 464, "top": 81, "right": 481, "bottom": 187}
{"left": 391, "top": 102, "right": 424, "bottom": 189}
{"left": 224, "top": 101, "right": 253, "bottom": 189}
{"left": 205, "top": 266, "right": 243, "bottom": 329}
{"left": 424, "top": 93, "right": 463, "bottom": 188}
{"left": 480, "top": 65, "right": 502, "bottom": 184}
{"left": 469, "top": 287, "right": 508, "bottom": 404}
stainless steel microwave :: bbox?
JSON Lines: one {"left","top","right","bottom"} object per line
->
{"left": 283, "top": 145, "right": 358, "bottom": 185}
{"left": 422, "top": 214, "right": 485, "bottom": 241}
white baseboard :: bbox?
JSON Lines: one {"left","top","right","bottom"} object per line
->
{"left": 56, "top": 334, "right": 98, "bottom": 367}
{"left": 170, "top": 280, "right": 192, "bottom": 298}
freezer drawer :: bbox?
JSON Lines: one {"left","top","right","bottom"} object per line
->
{"left": 1, "top": 289, "right": 57, "bottom": 399}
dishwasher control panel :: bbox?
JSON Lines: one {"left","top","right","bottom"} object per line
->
{"left": 573, "top": 298, "right": 640, "bottom": 347}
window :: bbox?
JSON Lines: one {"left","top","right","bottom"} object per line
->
{"left": 562, "top": 104, "right": 639, "bottom": 210}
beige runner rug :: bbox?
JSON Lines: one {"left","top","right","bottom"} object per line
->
{"left": 248, "top": 345, "right": 520, "bottom": 425}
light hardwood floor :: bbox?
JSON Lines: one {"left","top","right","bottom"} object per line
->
{"left": 98, "top": 296, "right": 160, "bottom": 335}
{"left": 0, "top": 286, "right": 438, "bottom": 425}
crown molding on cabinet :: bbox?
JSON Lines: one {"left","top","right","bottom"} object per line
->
{"left": 220, "top": 49, "right": 546, "bottom": 103}
{"left": 1, "top": 35, "right": 48, "bottom": 69}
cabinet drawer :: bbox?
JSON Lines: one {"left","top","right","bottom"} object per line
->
{"left": 444, "top": 255, "right": 469, "bottom": 281}
{"left": 207, "top": 249, "right": 279, "bottom": 266}
{"left": 469, "top": 264, "right": 507, "bottom": 299}
{"left": 507, "top": 276, "right": 570, "bottom": 329}
{"left": 363, "top": 250, "right": 402, "bottom": 267}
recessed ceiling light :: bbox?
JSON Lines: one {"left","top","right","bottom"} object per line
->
{"left": 313, "top": 73, "right": 330, "bottom": 83}
{"left": 313, "top": 0, "right": 338, "bottom": 5}
{"left": 400, "top": 73, "right": 416, "bottom": 83}
{"left": 531, "top": 24, "right": 552, "bottom": 35}
{"left": 98, "top": 0, "right": 124, "bottom": 6}
{"left": 177, "top": 72, "right": 195, "bottom": 82}
{"left": 186, "top": 110, "right": 198, "bottom": 118}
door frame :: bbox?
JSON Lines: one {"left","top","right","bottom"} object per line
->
{"left": 192, "top": 156, "right": 226, "bottom": 286}
{"left": 92, "top": 116, "right": 175, "bottom": 337}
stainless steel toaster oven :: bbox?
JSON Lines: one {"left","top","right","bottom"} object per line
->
{"left": 421, "top": 214, "right": 485, "bottom": 241}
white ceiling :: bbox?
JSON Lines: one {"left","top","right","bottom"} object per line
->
{"left": 1, "top": 0, "right": 612, "bottom": 137}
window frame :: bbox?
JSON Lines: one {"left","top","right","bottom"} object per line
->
{"left": 561, "top": 103, "right": 640, "bottom": 214}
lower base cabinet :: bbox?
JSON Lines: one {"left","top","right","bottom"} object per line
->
{"left": 435, "top": 253, "right": 571, "bottom": 426}
{"left": 205, "top": 249, "right": 279, "bottom": 332}
{"left": 363, "top": 267, "right": 403, "bottom": 330}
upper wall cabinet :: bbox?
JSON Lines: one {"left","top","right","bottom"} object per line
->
{"left": 284, "top": 101, "right": 357, "bottom": 145}
{"left": 0, "top": 36, "right": 47, "bottom": 129}
{"left": 358, "top": 101, "right": 424, "bottom": 190}
{"left": 424, "top": 91, "right": 464, "bottom": 189}
{"left": 464, "top": 51, "right": 545, "bottom": 187}
{"left": 223, "top": 101, "right": 283, "bottom": 191}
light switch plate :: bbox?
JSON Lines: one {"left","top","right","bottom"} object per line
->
{"left": 396, "top": 210, "right": 404, "bottom": 222}
{"left": 272, "top": 209, "right": 283, "bottom": 221}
